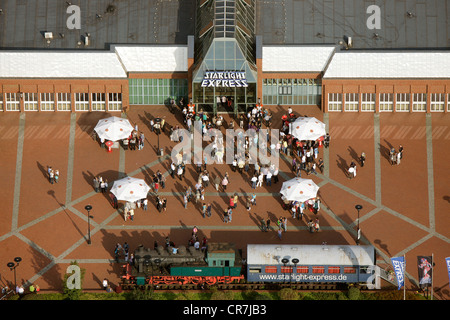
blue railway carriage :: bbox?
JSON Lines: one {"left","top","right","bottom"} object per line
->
{"left": 246, "top": 244, "right": 379, "bottom": 288}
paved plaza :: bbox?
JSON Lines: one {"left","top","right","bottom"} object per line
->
{"left": 0, "top": 105, "right": 449, "bottom": 299}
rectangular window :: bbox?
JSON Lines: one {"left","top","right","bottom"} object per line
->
{"left": 328, "top": 93, "right": 342, "bottom": 111}
{"left": 448, "top": 94, "right": 450, "bottom": 112}
{"left": 0, "top": 94, "right": 3, "bottom": 111}
{"left": 24, "top": 93, "right": 38, "bottom": 111}
{"left": 379, "top": 93, "right": 393, "bottom": 112}
{"left": 328, "top": 266, "right": 340, "bottom": 274}
{"left": 248, "top": 267, "right": 261, "bottom": 274}
{"left": 296, "top": 266, "right": 309, "bottom": 274}
{"left": 75, "top": 93, "right": 89, "bottom": 111}
{"left": 5, "top": 93, "right": 20, "bottom": 111}
{"left": 344, "top": 93, "right": 359, "bottom": 111}
{"left": 430, "top": 93, "right": 444, "bottom": 112}
{"left": 280, "top": 266, "right": 293, "bottom": 273}
{"left": 395, "top": 93, "right": 410, "bottom": 112}
{"left": 264, "top": 266, "right": 277, "bottom": 274}
{"left": 108, "top": 93, "right": 122, "bottom": 111}
{"left": 412, "top": 93, "right": 427, "bottom": 112}
{"left": 344, "top": 267, "right": 357, "bottom": 274}
{"left": 91, "top": 93, "right": 106, "bottom": 111}
{"left": 40, "top": 93, "right": 55, "bottom": 111}
{"left": 57, "top": 93, "right": 71, "bottom": 111}
{"left": 361, "top": 93, "right": 375, "bottom": 112}
{"left": 312, "top": 266, "right": 325, "bottom": 274}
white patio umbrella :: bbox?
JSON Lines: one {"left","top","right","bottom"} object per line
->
{"left": 110, "top": 177, "right": 150, "bottom": 202}
{"left": 280, "top": 178, "right": 319, "bottom": 202}
{"left": 290, "top": 117, "right": 326, "bottom": 141}
{"left": 94, "top": 116, "right": 134, "bottom": 141}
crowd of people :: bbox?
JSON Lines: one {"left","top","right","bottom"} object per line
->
{"left": 46, "top": 166, "right": 60, "bottom": 184}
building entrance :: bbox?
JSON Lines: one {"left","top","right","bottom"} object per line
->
{"left": 192, "top": 39, "right": 258, "bottom": 115}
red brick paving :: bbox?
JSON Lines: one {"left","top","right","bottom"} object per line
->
{"left": 0, "top": 106, "right": 449, "bottom": 300}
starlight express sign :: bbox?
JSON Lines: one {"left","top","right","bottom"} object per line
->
{"left": 201, "top": 71, "right": 248, "bottom": 88}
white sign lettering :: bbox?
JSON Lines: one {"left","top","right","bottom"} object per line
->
{"left": 201, "top": 71, "right": 248, "bottom": 88}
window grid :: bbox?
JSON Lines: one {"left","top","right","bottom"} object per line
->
{"left": 412, "top": 93, "right": 427, "bottom": 112}
{"left": 430, "top": 93, "right": 444, "bottom": 112}
{"left": 312, "top": 266, "right": 325, "bottom": 274}
{"left": 262, "top": 78, "right": 321, "bottom": 105}
{"left": 264, "top": 266, "right": 277, "bottom": 274}
{"left": 57, "top": 93, "right": 71, "bottom": 111}
{"left": 5, "top": 93, "right": 20, "bottom": 111}
{"left": 344, "top": 93, "right": 359, "bottom": 111}
{"left": 129, "top": 78, "right": 188, "bottom": 105}
{"left": 448, "top": 93, "right": 450, "bottom": 112}
{"left": 395, "top": 93, "right": 410, "bottom": 112}
{"left": 296, "top": 266, "right": 309, "bottom": 274}
{"left": 40, "top": 93, "right": 55, "bottom": 111}
{"left": 91, "top": 93, "right": 106, "bottom": 111}
{"left": 327, "top": 93, "right": 342, "bottom": 111}
{"left": 24, "top": 93, "right": 38, "bottom": 111}
{"left": 108, "top": 93, "right": 122, "bottom": 111}
{"left": 328, "top": 266, "right": 341, "bottom": 274}
{"left": 75, "top": 93, "right": 89, "bottom": 111}
{"left": 361, "top": 93, "right": 375, "bottom": 112}
{"left": 379, "top": 93, "right": 393, "bottom": 112}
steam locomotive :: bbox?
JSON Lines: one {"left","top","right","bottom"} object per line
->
{"left": 120, "top": 242, "right": 380, "bottom": 289}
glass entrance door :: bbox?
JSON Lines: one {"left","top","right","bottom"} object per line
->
{"left": 215, "top": 87, "right": 235, "bottom": 113}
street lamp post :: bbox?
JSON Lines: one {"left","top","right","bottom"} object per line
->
{"left": 6, "top": 257, "right": 22, "bottom": 289}
{"left": 85, "top": 204, "right": 93, "bottom": 245}
{"left": 355, "top": 204, "right": 363, "bottom": 245}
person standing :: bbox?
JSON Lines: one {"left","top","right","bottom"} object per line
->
{"left": 202, "top": 203, "right": 207, "bottom": 218}
{"left": 183, "top": 194, "right": 188, "bottom": 209}
{"left": 214, "top": 175, "right": 221, "bottom": 191}
{"left": 143, "top": 198, "right": 148, "bottom": 211}
{"left": 246, "top": 196, "right": 252, "bottom": 211}
{"left": 221, "top": 176, "right": 229, "bottom": 191}
{"left": 93, "top": 177, "right": 100, "bottom": 192}
{"left": 277, "top": 227, "right": 283, "bottom": 240}
{"left": 266, "top": 217, "right": 271, "bottom": 231}
{"left": 227, "top": 207, "right": 233, "bottom": 223}
{"left": 360, "top": 152, "right": 366, "bottom": 167}
{"left": 389, "top": 148, "right": 396, "bottom": 166}
{"left": 207, "top": 203, "right": 212, "bottom": 217}
{"left": 260, "top": 218, "right": 267, "bottom": 232}
{"left": 314, "top": 218, "right": 320, "bottom": 232}
{"left": 223, "top": 208, "right": 229, "bottom": 223}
